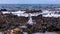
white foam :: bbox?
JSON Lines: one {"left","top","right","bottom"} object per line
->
{"left": 42, "top": 10, "right": 60, "bottom": 18}
{"left": 2, "top": 10, "right": 40, "bottom": 17}
{"left": 42, "top": 10, "right": 50, "bottom": 14}
{"left": 11, "top": 10, "right": 26, "bottom": 14}
{"left": 2, "top": 11, "right": 10, "bottom": 14}
{"left": 2, "top": 10, "right": 60, "bottom": 18}
{"left": 43, "top": 13, "right": 60, "bottom": 18}
{"left": 12, "top": 13, "right": 28, "bottom": 17}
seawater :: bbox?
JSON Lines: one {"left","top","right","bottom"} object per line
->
{"left": 0, "top": 4, "right": 60, "bottom": 9}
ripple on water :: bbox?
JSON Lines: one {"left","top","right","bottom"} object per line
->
{"left": 23, "top": 32, "right": 59, "bottom": 34}
{"left": 33, "top": 32, "right": 58, "bottom": 34}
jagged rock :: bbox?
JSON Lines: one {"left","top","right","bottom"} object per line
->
{"left": 0, "top": 9, "right": 7, "bottom": 11}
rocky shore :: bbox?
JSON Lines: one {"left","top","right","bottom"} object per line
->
{"left": 0, "top": 9, "right": 60, "bottom": 34}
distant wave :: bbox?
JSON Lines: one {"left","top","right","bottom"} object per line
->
{"left": 0, "top": 4, "right": 60, "bottom": 9}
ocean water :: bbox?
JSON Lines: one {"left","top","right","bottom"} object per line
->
{"left": 1, "top": 4, "right": 60, "bottom": 20}
{"left": 0, "top": 4, "right": 60, "bottom": 9}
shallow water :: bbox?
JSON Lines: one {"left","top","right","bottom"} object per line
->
{"left": 23, "top": 32, "right": 59, "bottom": 34}
{"left": 0, "top": 32, "right": 4, "bottom": 34}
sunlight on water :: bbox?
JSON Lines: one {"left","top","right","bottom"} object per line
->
{"left": 23, "top": 32, "right": 59, "bottom": 34}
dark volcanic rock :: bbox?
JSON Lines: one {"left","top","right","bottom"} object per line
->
{"left": 25, "top": 9, "right": 42, "bottom": 13}
{"left": 0, "top": 9, "right": 7, "bottom": 11}
{"left": 0, "top": 10, "right": 60, "bottom": 33}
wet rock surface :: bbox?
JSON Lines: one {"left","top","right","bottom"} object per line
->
{"left": 0, "top": 9, "right": 60, "bottom": 34}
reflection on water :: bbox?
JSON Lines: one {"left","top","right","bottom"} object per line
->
{"left": 33, "top": 32, "right": 59, "bottom": 34}
{"left": 23, "top": 32, "right": 28, "bottom": 34}
{"left": 0, "top": 32, "right": 4, "bottom": 34}
{"left": 0, "top": 32, "right": 59, "bottom": 34}
{"left": 23, "top": 32, "right": 59, "bottom": 34}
